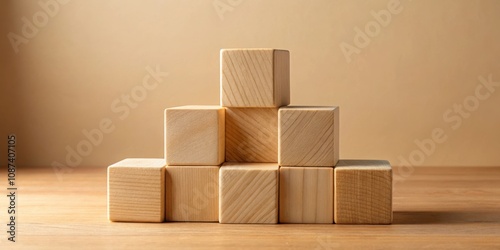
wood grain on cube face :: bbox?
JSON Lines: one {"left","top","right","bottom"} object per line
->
{"left": 165, "top": 106, "right": 225, "bottom": 166}
{"left": 334, "top": 160, "right": 393, "bottom": 224}
{"left": 279, "top": 106, "right": 339, "bottom": 167}
{"left": 279, "top": 167, "right": 334, "bottom": 224}
{"left": 225, "top": 108, "right": 278, "bottom": 162}
{"left": 107, "top": 158, "right": 166, "bottom": 223}
{"left": 221, "top": 49, "right": 290, "bottom": 107}
{"left": 166, "top": 166, "right": 219, "bottom": 222}
{"left": 219, "top": 163, "right": 279, "bottom": 224}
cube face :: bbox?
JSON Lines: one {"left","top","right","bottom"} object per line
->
{"left": 165, "top": 106, "right": 225, "bottom": 165}
{"left": 219, "top": 163, "right": 279, "bottom": 224}
{"left": 166, "top": 166, "right": 219, "bottom": 222}
{"left": 221, "top": 49, "right": 290, "bottom": 107}
{"left": 334, "top": 160, "right": 393, "bottom": 224}
{"left": 225, "top": 108, "right": 278, "bottom": 162}
{"left": 279, "top": 106, "right": 339, "bottom": 167}
{"left": 279, "top": 167, "right": 334, "bottom": 224}
{"left": 108, "top": 158, "right": 166, "bottom": 222}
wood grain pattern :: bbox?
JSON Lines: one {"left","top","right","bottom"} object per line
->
{"left": 5, "top": 166, "right": 500, "bottom": 249}
{"left": 279, "top": 106, "right": 339, "bottom": 167}
{"left": 107, "top": 158, "right": 166, "bottom": 222}
{"left": 221, "top": 49, "right": 290, "bottom": 107}
{"left": 166, "top": 166, "right": 219, "bottom": 222}
{"left": 165, "top": 105, "right": 225, "bottom": 165}
{"left": 334, "top": 160, "right": 392, "bottom": 224}
{"left": 279, "top": 167, "right": 334, "bottom": 224}
{"left": 219, "top": 163, "right": 279, "bottom": 224}
{"left": 225, "top": 108, "right": 278, "bottom": 162}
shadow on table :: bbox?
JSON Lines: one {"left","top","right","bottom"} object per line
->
{"left": 393, "top": 211, "right": 500, "bottom": 225}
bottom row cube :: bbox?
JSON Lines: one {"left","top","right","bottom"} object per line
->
{"left": 108, "top": 159, "right": 392, "bottom": 224}
{"left": 107, "top": 158, "right": 166, "bottom": 222}
{"left": 166, "top": 165, "right": 219, "bottom": 222}
{"left": 334, "top": 160, "right": 393, "bottom": 224}
{"left": 219, "top": 163, "right": 279, "bottom": 224}
{"left": 280, "top": 167, "right": 333, "bottom": 223}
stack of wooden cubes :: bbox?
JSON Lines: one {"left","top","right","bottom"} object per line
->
{"left": 107, "top": 49, "right": 393, "bottom": 225}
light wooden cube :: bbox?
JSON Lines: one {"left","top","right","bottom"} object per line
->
{"left": 225, "top": 108, "right": 278, "bottom": 162}
{"left": 334, "top": 160, "right": 393, "bottom": 224}
{"left": 221, "top": 49, "right": 290, "bottom": 107}
{"left": 166, "top": 166, "right": 219, "bottom": 222}
{"left": 279, "top": 106, "right": 339, "bottom": 167}
{"left": 219, "top": 163, "right": 279, "bottom": 224}
{"left": 107, "top": 158, "right": 166, "bottom": 222}
{"left": 279, "top": 167, "right": 333, "bottom": 224}
{"left": 165, "top": 105, "right": 225, "bottom": 166}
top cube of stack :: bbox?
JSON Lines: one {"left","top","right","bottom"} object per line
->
{"left": 221, "top": 49, "right": 290, "bottom": 107}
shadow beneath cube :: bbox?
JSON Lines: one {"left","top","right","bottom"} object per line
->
{"left": 393, "top": 211, "right": 500, "bottom": 225}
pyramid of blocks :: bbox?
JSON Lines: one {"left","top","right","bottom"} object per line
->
{"left": 107, "top": 49, "right": 393, "bottom": 224}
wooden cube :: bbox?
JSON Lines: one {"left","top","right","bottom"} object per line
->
{"left": 221, "top": 49, "right": 290, "bottom": 107}
{"left": 107, "top": 158, "right": 165, "bottom": 222}
{"left": 279, "top": 167, "right": 334, "bottom": 224}
{"left": 279, "top": 106, "right": 339, "bottom": 167}
{"left": 334, "top": 160, "right": 393, "bottom": 224}
{"left": 225, "top": 108, "right": 278, "bottom": 162}
{"left": 165, "top": 105, "right": 225, "bottom": 165}
{"left": 166, "top": 166, "right": 219, "bottom": 222}
{"left": 219, "top": 163, "right": 279, "bottom": 224}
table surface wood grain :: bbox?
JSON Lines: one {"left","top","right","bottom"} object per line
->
{"left": 1, "top": 166, "right": 499, "bottom": 249}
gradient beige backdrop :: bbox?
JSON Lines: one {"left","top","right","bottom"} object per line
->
{"left": 1, "top": 0, "right": 499, "bottom": 169}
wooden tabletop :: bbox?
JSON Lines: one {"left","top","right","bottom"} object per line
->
{"left": 1, "top": 166, "right": 499, "bottom": 249}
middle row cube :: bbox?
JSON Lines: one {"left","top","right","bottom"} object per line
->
{"left": 226, "top": 108, "right": 278, "bottom": 163}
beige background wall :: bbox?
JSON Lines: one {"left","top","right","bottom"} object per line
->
{"left": 1, "top": 0, "right": 499, "bottom": 168}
